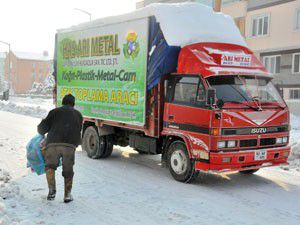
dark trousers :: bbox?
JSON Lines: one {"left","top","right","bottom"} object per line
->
{"left": 44, "top": 143, "right": 76, "bottom": 178}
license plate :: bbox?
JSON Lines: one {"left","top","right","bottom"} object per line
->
{"left": 254, "top": 150, "right": 267, "bottom": 161}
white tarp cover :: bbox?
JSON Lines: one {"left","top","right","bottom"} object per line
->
{"left": 58, "top": 2, "right": 247, "bottom": 48}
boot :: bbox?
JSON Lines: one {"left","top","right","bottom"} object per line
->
{"left": 46, "top": 169, "right": 56, "bottom": 200}
{"left": 64, "top": 178, "right": 73, "bottom": 203}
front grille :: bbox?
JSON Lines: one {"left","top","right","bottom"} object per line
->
{"left": 240, "top": 139, "right": 257, "bottom": 147}
{"left": 223, "top": 129, "right": 237, "bottom": 135}
{"left": 222, "top": 125, "right": 288, "bottom": 135}
{"left": 260, "top": 138, "right": 276, "bottom": 146}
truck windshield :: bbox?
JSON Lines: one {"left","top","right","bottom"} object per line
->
{"left": 207, "top": 75, "right": 285, "bottom": 107}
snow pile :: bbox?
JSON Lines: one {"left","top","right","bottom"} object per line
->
{"left": 0, "top": 169, "right": 19, "bottom": 200}
{"left": 0, "top": 99, "right": 48, "bottom": 118}
{"left": 28, "top": 75, "right": 54, "bottom": 95}
{"left": 288, "top": 114, "right": 300, "bottom": 171}
{"left": 149, "top": 3, "right": 246, "bottom": 47}
{"left": 60, "top": 2, "right": 246, "bottom": 47}
{"left": 0, "top": 169, "right": 20, "bottom": 225}
{"left": 0, "top": 81, "right": 9, "bottom": 93}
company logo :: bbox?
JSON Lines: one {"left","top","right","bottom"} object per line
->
{"left": 250, "top": 128, "right": 267, "bottom": 134}
{"left": 221, "top": 54, "right": 252, "bottom": 67}
{"left": 123, "top": 31, "right": 140, "bottom": 59}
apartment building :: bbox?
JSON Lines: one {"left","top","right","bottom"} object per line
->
{"left": 222, "top": 0, "right": 300, "bottom": 115}
{"left": 4, "top": 51, "right": 53, "bottom": 94}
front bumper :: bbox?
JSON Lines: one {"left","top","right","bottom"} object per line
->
{"left": 194, "top": 145, "right": 290, "bottom": 172}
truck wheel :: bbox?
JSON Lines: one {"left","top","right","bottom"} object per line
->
{"left": 102, "top": 135, "right": 114, "bottom": 158}
{"left": 82, "top": 126, "right": 106, "bottom": 159}
{"left": 239, "top": 169, "right": 259, "bottom": 174}
{"left": 167, "top": 141, "right": 198, "bottom": 183}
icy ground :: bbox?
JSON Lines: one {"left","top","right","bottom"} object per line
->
{"left": 0, "top": 96, "right": 300, "bottom": 225}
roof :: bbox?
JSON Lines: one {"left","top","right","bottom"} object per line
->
{"left": 13, "top": 51, "right": 51, "bottom": 61}
{"left": 58, "top": 2, "right": 246, "bottom": 48}
{"left": 177, "top": 42, "right": 270, "bottom": 78}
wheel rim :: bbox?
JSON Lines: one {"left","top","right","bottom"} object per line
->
{"left": 170, "top": 149, "right": 188, "bottom": 175}
{"left": 88, "top": 133, "right": 97, "bottom": 153}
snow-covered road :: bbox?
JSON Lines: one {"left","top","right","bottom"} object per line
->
{"left": 0, "top": 110, "right": 300, "bottom": 225}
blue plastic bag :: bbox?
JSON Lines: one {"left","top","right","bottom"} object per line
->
{"left": 26, "top": 134, "right": 45, "bottom": 175}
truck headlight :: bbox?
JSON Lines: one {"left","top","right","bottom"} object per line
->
{"left": 217, "top": 141, "right": 226, "bottom": 149}
{"left": 199, "top": 151, "right": 209, "bottom": 160}
{"left": 227, "top": 140, "right": 236, "bottom": 148}
{"left": 276, "top": 137, "right": 283, "bottom": 144}
{"left": 282, "top": 136, "right": 288, "bottom": 143}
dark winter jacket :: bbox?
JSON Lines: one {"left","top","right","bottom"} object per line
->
{"left": 38, "top": 105, "right": 83, "bottom": 147}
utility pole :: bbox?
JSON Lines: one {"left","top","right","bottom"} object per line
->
{"left": 0, "top": 40, "right": 11, "bottom": 90}
{"left": 74, "top": 8, "right": 92, "bottom": 21}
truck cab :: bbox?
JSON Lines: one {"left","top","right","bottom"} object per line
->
{"left": 162, "top": 42, "right": 290, "bottom": 182}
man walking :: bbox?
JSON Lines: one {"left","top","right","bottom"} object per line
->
{"left": 38, "top": 94, "right": 83, "bottom": 203}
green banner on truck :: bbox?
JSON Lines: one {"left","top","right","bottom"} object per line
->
{"left": 56, "top": 18, "right": 148, "bottom": 126}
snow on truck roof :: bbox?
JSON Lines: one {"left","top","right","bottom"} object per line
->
{"left": 58, "top": 2, "right": 246, "bottom": 48}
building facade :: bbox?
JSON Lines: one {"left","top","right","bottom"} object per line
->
{"left": 4, "top": 51, "right": 53, "bottom": 94}
{"left": 222, "top": 0, "right": 300, "bottom": 115}
{"left": 0, "top": 53, "right": 6, "bottom": 92}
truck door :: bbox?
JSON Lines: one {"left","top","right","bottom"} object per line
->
{"left": 164, "top": 75, "right": 211, "bottom": 146}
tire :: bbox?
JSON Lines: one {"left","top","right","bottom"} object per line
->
{"left": 167, "top": 141, "right": 198, "bottom": 183}
{"left": 82, "top": 126, "right": 106, "bottom": 159}
{"left": 239, "top": 169, "right": 259, "bottom": 174}
{"left": 102, "top": 135, "right": 114, "bottom": 158}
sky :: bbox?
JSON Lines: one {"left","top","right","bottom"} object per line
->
{"left": 0, "top": 0, "right": 139, "bottom": 57}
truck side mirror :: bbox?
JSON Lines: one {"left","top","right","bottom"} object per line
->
{"left": 217, "top": 99, "right": 224, "bottom": 109}
{"left": 206, "top": 88, "right": 216, "bottom": 106}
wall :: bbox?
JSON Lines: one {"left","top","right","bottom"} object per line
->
{"left": 247, "top": 0, "right": 296, "bottom": 10}
{"left": 245, "top": 0, "right": 300, "bottom": 53}
{"left": 5, "top": 52, "right": 52, "bottom": 94}
{"left": 222, "top": 0, "right": 248, "bottom": 36}
{"left": 264, "top": 51, "right": 300, "bottom": 87}
{"left": 4, "top": 52, "right": 18, "bottom": 93}
{"left": 222, "top": 0, "right": 247, "bottom": 18}
{"left": 0, "top": 55, "right": 6, "bottom": 92}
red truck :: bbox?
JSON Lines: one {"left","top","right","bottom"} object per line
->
{"left": 54, "top": 3, "right": 290, "bottom": 182}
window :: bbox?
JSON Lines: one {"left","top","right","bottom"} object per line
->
{"left": 168, "top": 76, "right": 206, "bottom": 107}
{"left": 39, "top": 73, "right": 43, "bottom": 82}
{"left": 208, "top": 76, "right": 284, "bottom": 105}
{"left": 174, "top": 77, "right": 199, "bottom": 104}
{"left": 263, "top": 55, "right": 281, "bottom": 74}
{"left": 295, "top": 8, "right": 300, "bottom": 31}
{"left": 289, "top": 89, "right": 300, "bottom": 99}
{"left": 251, "top": 14, "right": 269, "bottom": 37}
{"left": 293, "top": 53, "right": 300, "bottom": 73}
